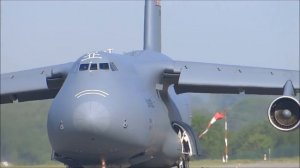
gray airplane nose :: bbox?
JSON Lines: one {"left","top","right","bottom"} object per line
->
{"left": 47, "top": 98, "right": 111, "bottom": 153}
{"left": 72, "top": 100, "right": 111, "bottom": 134}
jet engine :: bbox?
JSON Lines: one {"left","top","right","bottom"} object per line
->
{"left": 268, "top": 96, "right": 300, "bottom": 131}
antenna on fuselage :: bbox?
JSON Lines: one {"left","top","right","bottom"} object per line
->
{"left": 143, "top": 0, "right": 161, "bottom": 52}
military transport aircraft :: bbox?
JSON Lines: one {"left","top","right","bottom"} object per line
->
{"left": 1, "top": 0, "right": 299, "bottom": 168}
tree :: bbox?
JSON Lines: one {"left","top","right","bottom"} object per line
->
{"left": 192, "top": 113, "right": 225, "bottom": 159}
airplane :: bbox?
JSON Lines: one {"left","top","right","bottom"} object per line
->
{"left": 1, "top": 0, "right": 299, "bottom": 168}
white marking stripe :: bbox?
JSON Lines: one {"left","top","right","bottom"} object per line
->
{"left": 75, "top": 90, "right": 109, "bottom": 98}
{"left": 225, "top": 138, "right": 228, "bottom": 146}
{"left": 76, "top": 92, "right": 107, "bottom": 98}
{"left": 225, "top": 121, "right": 228, "bottom": 130}
{"left": 75, "top": 90, "right": 109, "bottom": 97}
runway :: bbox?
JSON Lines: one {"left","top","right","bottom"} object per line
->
{"left": 190, "top": 161, "right": 300, "bottom": 168}
{"left": 2, "top": 159, "right": 300, "bottom": 168}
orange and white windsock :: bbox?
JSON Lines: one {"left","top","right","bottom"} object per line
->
{"left": 199, "top": 112, "right": 224, "bottom": 139}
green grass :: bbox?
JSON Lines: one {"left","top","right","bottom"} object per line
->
{"left": 190, "top": 157, "right": 300, "bottom": 167}
{"left": 3, "top": 157, "right": 299, "bottom": 168}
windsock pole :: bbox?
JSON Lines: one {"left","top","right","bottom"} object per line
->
{"left": 224, "top": 110, "right": 228, "bottom": 163}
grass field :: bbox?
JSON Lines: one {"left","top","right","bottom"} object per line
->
{"left": 2, "top": 157, "right": 299, "bottom": 168}
{"left": 190, "top": 157, "right": 300, "bottom": 168}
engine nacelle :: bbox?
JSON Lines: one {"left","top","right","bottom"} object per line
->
{"left": 268, "top": 96, "right": 300, "bottom": 131}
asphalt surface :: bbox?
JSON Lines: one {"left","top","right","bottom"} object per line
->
{"left": 191, "top": 161, "right": 300, "bottom": 168}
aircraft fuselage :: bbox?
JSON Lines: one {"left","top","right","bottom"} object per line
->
{"left": 47, "top": 51, "right": 187, "bottom": 167}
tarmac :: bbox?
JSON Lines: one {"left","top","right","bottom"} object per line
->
{"left": 190, "top": 161, "right": 300, "bottom": 168}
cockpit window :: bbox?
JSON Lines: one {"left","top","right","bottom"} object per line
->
{"left": 110, "top": 62, "right": 118, "bottom": 71}
{"left": 99, "top": 63, "right": 109, "bottom": 70}
{"left": 79, "top": 63, "right": 111, "bottom": 72}
{"left": 90, "top": 63, "right": 98, "bottom": 70}
{"left": 79, "top": 64, "right": 89, "bottom": 71}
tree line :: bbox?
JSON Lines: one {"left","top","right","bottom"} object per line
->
{"left": 192, "top": 112, "right": 299, "bottom": 160}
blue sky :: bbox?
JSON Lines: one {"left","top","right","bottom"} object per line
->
{"left": 1, "top": 1, "right": 299, "bottom": 73}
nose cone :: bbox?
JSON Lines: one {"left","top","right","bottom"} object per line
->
{"left": 47, "top": 98, "right": 111, "bottom": 153}
{"left": 73, "top": 101, "right": 110, "bottom": 134}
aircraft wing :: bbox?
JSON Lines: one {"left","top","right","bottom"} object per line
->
{"left": 165, "top": 61, "right": 300, "bottom": 95}
{"left": 1, "top": 63, "right": 73, "bottom": 104}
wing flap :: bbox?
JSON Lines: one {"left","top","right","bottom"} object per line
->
{"left": 171, "top": 61, "right": 299, "bottom": 95}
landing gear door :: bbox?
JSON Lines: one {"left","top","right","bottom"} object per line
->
{"left": 172, "top": 121, "right": 201, "bottom": 156}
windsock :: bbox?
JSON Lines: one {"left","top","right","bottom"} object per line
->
{"left": 199, "top": 112, "right": 224, "bottom": 139}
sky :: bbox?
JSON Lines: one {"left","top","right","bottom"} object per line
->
{"left": 1, "top": 1, "right": 299, "bottom": 73}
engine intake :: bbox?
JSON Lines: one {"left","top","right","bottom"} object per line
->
{"left": 268, "top": 96, "right": 300, "bottom": 131}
